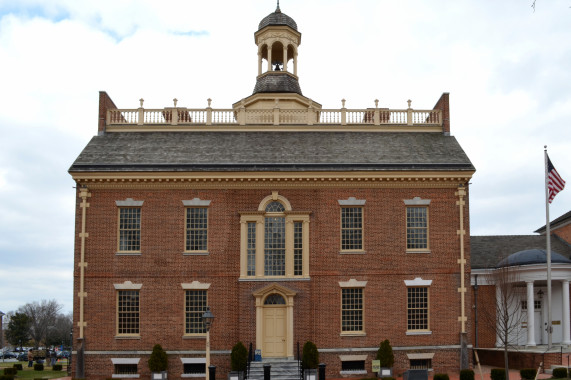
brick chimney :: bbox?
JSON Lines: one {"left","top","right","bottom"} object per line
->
{"left": 98, "top": 91, "right": 118, "bottom": 135}
{"left": 433, "top": 92, "right": 450, "bottom": 135}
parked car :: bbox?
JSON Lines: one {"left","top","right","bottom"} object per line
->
{"left": 1, "top": 351, "right": 17, "bottom": 359}
{"left": 17, "top": 352, "right": 28, "bottom": 361}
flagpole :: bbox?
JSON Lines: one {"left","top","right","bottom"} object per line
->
{"left": 544, "top": 145, "right": 553, "bottom": 348}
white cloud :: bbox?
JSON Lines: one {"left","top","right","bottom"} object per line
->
{"left": 0, "top": 0, "right": 570, "bottom": 314}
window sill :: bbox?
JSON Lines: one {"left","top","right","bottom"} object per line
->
{"left": 182, "top": 335, "right": 207, "bottom": 339}
{"left": 406, "top": 331, "right": 432, "bottom": 336}
{"left": 115, "top": 335, "right": 141, "bottom": 340}
{"left": 182, "top": 374, "right": 206, "bottom": 378}
{"left": 239, "top": 277, "right": 311, "bottom": 282}
{"left": 116, "top": 252, "right": 142, "bottom": 256}
{"left": 339, "top": 250, "right": 366, "bottom": 255}
{"left": 183, "top": 252, "right": 209, "bottom": 256}
{"left": 340, "top": 332, "right": 366, "bottom": 337}
{"left": 406, "top": 249, "right": 431, "bottom": 254}
{"left": 112, "top": 375, "right": 140, "bottom": 379}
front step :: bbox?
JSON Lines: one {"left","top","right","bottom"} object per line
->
{"left": 247, "top": 360, "right": 301, "bottom": 380}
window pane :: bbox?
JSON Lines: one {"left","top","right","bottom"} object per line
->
{"left": 186, "top": 208, "right": 208, "bottom": 251}
{"left": 185, "top": 290, "right": 207, "bottom": 334}
{"left": 341, "top": 207, "right": 362, "bottom": 250}
{"left": 119, "top": 208, "right": 141, "bottom": 251}
{"left": 247, "top": 222, "right": 256, "bottom": 276}
{"left": 294, "top": 222, "right": 303, "bottom": 276}
{"left": 341, "top": 288, "right": 363, "bottom": 332}
{"left": 406, "top": 207, "right": 428, "bottom": 249}
{"left": 115, "top": 364, "right": 138, "bottom": 375}
{"left": 265, "top": 216, "right": 285, "bottom": 276}
{"left": 265, "top": 201, "right": 285, "bottom": 213}
{"left": 118, "top": 290, "right": 139, "bottom": 335}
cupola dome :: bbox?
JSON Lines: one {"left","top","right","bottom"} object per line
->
{"left": 258, "top": 5, "right": 298, "bottom": 31}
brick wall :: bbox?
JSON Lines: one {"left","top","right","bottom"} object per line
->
{"left": 72, "top": 184, "right": 471, "bottom": 378}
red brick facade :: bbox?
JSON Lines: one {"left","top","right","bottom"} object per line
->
{"left": 71, "top": 184, "right": 472, "bottom": 379}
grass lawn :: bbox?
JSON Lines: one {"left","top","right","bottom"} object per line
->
{"left": 0, "top": 360, "right": 69, "bottom": 379}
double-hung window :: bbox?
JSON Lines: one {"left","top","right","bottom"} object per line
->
{"left": 404, "top": 197, "right": 430, "bottom": 252}
{"left": 115, "top": 281, "right": 142, "bottom": 337}
{"left": 339, "top": 279, "right": 367, "bottom": 335}
{"left": 116, "top": 198, "right": 144, "bottom": 254}
{"left": 339, "top": 197, "right": 365, "bottom": 253}
{"left": 405, "top": 277, "right": 432, "bottom": 334}
{"left": 183, "top": 198, "right": 211, "bottom": 255}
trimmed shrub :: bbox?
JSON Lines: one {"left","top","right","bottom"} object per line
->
{"left": 0, "top": 375, "right": 15, "bottom": 380}
{"left": 231, "top": 341, "right": 248, "bottom": 372}
{"left": 379, "top": 377, "right": 395, "bottom": 380}
{"left": 520, "top": 368, "right": 536, "bottom": 380}
{"left": 148, "top": 344, "right": 168, "bottom": 372}
{"left": 302, "top": 341, "right": 319, "bottom": 369}
{"left": 552, "top": 367, "right": 568, "bottom": 378}
{"left": 376, "top": 340, "right": 395, "bottom": 368}
{"left": 53, "top": 363, "right": 63, "bottom": 371}
{"left": 2, "top": 369, "right": 16, "bottom": 376}
{"left": 33, "top": 363, "right": 44, "bottom": 371}
{"left": 459, "top": 369, "right": 474, "bottom": 380}
{"left": 12, "top": 364, "right": 22, "bottom": 371}
{"left": 490, "top": 368, "right": 505, "bottom": 380}
{"left": 434, "top": 374, "right": 449, "bottom": 380}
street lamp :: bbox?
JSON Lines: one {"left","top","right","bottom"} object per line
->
{"left": 0, "top": 311, "right": 5, "bottom": 363}
{"left": 202, "top": 307, "right": 214, "bottom": 380}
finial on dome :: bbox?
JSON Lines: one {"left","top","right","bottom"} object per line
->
{"left": 276, "top": 0, "right": 281, "bottom": 13}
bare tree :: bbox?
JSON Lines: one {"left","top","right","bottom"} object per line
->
{"left": 479, "top": 266, "right": 525, "bottom": 377}
{"left": 18, "top": 300, "right": 63, "bottom": 348}
{"left": 46, "top": 312, "right": 73, "bottom": 348}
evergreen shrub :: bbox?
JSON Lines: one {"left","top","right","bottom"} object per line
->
{"left": 2, "top": 369, "right": 16, "bottom": 376}
{"left": 302, "top": 341, "right": 319, "bottom": 369}
{"left": 148, "top": 344, "right": 168, "bottom": 372}
{"left": 520, "top": 368, "right": 536, "bottom": 379}
{"left": 490, "top": 368, "right": 505, "bottom": 380}
{"left": 231, "top": 341, "right": 248, "bottom": 372}
{"left": 376, "top": 340, "right": 395, "bottom": 368}
{"left": 53, "top": 364, "right": 63, "bottom": 371}
{"left": 12, "top": 364, "right": 22, "bottom": 371}
{"left": 553, "top": 368, "right": 568, "bottom": 378}
{"left": 434, "top": 373, "right": 449, "bottom": 380}
{"left": 33, "top": 363, "right": 44, "bottom": 371}
{"left": 459, "top": 369, "right": 474, "bottom": 380}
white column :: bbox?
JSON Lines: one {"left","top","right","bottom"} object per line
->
{"left": 562, "top": 280, "right": 571, "bottom": 345}
{"left": 495, "top": 285, "right": 502, "bottom": 348}
{"left": 526, "top": 281, "right": 536, "bottom": 346}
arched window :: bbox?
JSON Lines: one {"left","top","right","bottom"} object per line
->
{"left": 264, "top": 293, "right": 286, "bottom": 305}
{"left": 240, "top": 192, "right": 310, "bottom": 279}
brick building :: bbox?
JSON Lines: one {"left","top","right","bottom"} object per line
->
{"left": 69, "top": 5, "right": 475, "bottom": 380}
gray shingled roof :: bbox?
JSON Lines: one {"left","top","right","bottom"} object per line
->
{"left": 258, "top": 8, "right": 298, "bottom": 31}
{"left": 471, "top": 235, "right": 571, "bottom": 269}
{"left": 535, "top": 210, "right": 571, "bottom": 234}
{"left": 253, "top": 73, "right": 302, "bottom": 95}
{"left": 497, "top": 249, "right": 571, "bottom": 267}
{"left": 69, "top": 132, "right": 474, "bottom": 173}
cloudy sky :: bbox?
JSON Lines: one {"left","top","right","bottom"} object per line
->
{"left": 0, "top": 0, "right": 569, "bottom": 316}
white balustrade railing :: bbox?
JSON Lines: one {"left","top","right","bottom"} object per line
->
{"left": 107, "top": 106, "right": 442, "bottom": 127}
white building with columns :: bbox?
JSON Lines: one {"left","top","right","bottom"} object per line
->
{"left": 472, "top": 235, "right": 571, "bottom": 348}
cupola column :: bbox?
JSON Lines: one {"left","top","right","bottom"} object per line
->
{"left": 258, "top": 52, "right": 263, "bottom": 76}
{"left": 526, "top": 281, "right": 536, "bottom": 347}
{"left": 267, "top": 47, "right": 272, "bottom": 72}
{"left": 283, "top": 45, "right": 288, "bottom": 72}
{"left": 562, "top": 280, "right": 571, "bottom": 345}
{"left": 294, "top": 51, "right": 298, "bottom": 76}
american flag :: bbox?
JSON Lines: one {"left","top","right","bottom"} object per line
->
{"left": 547, "top": 156, "right": 566, "bottom": 203}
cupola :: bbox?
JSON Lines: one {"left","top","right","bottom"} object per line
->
{"left": 253, "top": 2, "right": 302, "bottom": 95}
